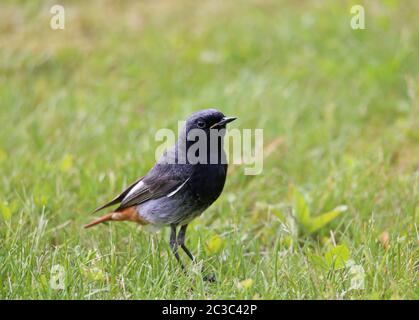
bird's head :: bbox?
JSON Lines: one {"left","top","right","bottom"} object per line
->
{"left": 185, "top": 108, "right": 236, "bottom": 133}
{"left": 169, "top": 108, "right": 237, "bottom": 164}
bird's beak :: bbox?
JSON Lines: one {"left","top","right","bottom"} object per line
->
{"left": 210, "top": 116, "right": 237, "bottom": 129}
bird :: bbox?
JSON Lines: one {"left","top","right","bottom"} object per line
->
{"left": 84, "top": 108, "right": 237, "bottom": 271}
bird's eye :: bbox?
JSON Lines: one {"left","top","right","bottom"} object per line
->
{"left": 197, "top": 120, "right": 206, "bottom": 129}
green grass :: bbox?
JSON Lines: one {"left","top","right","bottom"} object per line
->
{"left": 0, "top": 0, "right": 418, "bottom": 299}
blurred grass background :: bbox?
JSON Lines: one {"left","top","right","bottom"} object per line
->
{"left": 0, "top": 0, "right": 418, "bottom": 299}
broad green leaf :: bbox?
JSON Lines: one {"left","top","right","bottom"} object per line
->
{"left": 238, "top": 278, "right": 254, "bottom": 289}
{"left": 205, "top": 234, "right": 225, "bottom": 254}
{"left": 59, "top": 154, "right": 74, "bottom": 172}
{"left": 325, "top": 244, "right": 350, "bottom": 270}
{"left": 307, "top": 205, "right": 347, "bottom": 233}
{"left": 367, "top": 292, "right": 381, "bottom": 300}
{"left": 0, "top": 149, "right": 7, "bottom": 162}
{"left": 86, "top": 267, "right": 106, "bottom": 281}
{"left": 35, "top": 194, "right": 49, "bottom": 207}
{"left": 39, "top": 274, "right": 49, "bottom": 290}
{"left": 308, "top": 253, "right": 328, "bottom": 271}
{"left": 0, "top": 202, "right": 12, "bottom": 220}
{"left": 292, "top": 188, "right": 310, "bottom": 224}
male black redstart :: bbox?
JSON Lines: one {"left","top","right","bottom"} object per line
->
{"left": 85, "top": 109, "right": 236, "bottom": 270}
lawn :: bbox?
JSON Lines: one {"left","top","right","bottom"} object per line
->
{"left": 0, "top": 0, "right": 418, "bottom": 299}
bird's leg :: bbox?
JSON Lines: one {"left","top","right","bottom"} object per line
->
{"left": 170, "top": 224, "right": 185, "bottom": 270}
{"left": 178, "top": 224, "right": 216, "bottom": 282}
{"left": 177, "top": 224, "right": 195, "bottom": 262}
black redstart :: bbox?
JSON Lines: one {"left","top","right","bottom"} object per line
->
{"left": 85, "top": 109, "right": 236, "bottom": 270}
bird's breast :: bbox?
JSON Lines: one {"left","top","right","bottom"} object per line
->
{"left": 189, "top": 164, "right": 228, "bottom": 205}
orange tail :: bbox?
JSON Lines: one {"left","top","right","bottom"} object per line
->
{"left": 84, "top": 212, "right": 115, "bottom": 229}
{"left": 84, "top": 207, "right": 148, "bottom": 229}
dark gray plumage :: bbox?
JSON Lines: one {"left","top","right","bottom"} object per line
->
{"left": 85, "top": 108, "right": 237, "bottom": 270}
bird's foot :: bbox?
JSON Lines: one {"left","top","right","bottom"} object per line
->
{"left": 202, "top": 273, "right": 216, "bottom": 283}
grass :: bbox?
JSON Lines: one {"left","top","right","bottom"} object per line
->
{"left": 0, "top": 0, "right": 418, "bottom": 299}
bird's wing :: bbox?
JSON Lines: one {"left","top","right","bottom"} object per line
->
{"left": 93, "top": 158, "right": 193, "bottom": 213}
{"left": 93, "top": 176, "right": 144, "bottom": 213}
{"left": 116, "top": 174, "right": 190, "bottom": 210}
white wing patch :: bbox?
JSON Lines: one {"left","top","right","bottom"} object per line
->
{"left": 167, "top": 178, "right": 190, "bottom": 198}
{"left": 124, "top": 180, "right": 145, "bottom": 199}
